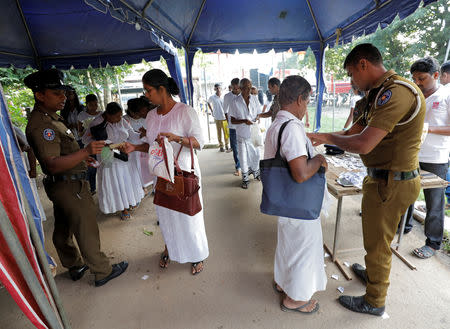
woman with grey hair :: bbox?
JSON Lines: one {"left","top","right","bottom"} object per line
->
{"left": 264, "top": 75, "right": 328, "bottom": 314}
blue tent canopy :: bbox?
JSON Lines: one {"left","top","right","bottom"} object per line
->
{"left": 0, "top": 0, "right": 437, "bottom": 127}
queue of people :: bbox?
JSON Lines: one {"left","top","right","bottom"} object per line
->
{"left": 16, "top": 43, "right": 449, "bottom": 319}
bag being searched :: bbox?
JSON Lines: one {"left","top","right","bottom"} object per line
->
{"left": 260, "top": 120, "right": 325, "bottom": 220}
{"left": 148, "top": 138, "right": 174, "bottom": 183}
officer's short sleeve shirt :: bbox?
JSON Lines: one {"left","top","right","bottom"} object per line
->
{"left": 26, "top": 106, "right": 87, "bottom": 175}
{"left": 359, "top": 70, "right": 425, "bottom": 171}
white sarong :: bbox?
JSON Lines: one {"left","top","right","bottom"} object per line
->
{"left": 237, "top": 137, "right": 260, "bottom": 181}
{"left": 157, "top": 185, "right": 209, "bottom": 263}
{"left": 274, "top": 217, "right": 327, "bottom": 301}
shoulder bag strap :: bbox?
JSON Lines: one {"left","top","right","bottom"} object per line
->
{"left": 275, "top": 119, "right": 293, "bottom": 160}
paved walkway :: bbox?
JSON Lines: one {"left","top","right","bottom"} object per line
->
{"left": 1, "top": 148, "right": 449, "bottom": 329}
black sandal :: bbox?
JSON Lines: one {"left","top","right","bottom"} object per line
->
{"left": 159, "top": 252, "right": 169, "bottom": 268}
{"left": 191, "top": 261, "right": 204, "bottom": 275}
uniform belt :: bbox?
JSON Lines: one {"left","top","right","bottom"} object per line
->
{"left": 367, "top": 168, "right": 419, "bottom": 181}
{"left": 45, "top": 172, "right": 87, "bottom": 182}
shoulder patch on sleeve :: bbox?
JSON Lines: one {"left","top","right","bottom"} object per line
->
{"left": 43, "top": 128, "right": 55, "bottom": 141}
{"left": 377, "top": 89, "right": 392, "bottom": 106}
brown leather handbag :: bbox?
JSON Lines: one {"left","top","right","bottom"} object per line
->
{"left": 153, "top": 138, "right": 202, "bottom": 216}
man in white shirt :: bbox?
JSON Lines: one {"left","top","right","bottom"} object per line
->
{"left": 223, "top": 78, "right": 241, "bottom": 176}
{"left": 208, "top": 84, "right": 229, "bottom": 152}
{"left": 440, "top": 61, "right": 450, "bottom": 87}
{"left": 440, "top": 61, "right": 450, "bottom": 209}
{"left": 230, "top": 78, "right": 261, "bottom": 189}
{"left": 406, "top": 57, "right": 450, "bottom": 259}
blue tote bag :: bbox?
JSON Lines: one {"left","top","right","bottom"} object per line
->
{"left": 260, "top": 120, "right": 326, "bottom": 220}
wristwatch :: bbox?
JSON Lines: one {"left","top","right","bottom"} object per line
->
{"left": 178, "top": 136, "right": 184, "bottom": 144}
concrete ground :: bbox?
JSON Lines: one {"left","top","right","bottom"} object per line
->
{"left": 1, "top": 148, "right": 449, "bottom": 329}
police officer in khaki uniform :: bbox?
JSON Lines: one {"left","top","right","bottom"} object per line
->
{"left": 24, "top": 69, "right": 128, "bottom": 287}
{"left": 309, "top": 43, "right": 425, "bottom": 315}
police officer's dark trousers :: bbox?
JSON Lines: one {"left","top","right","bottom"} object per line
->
{"left": 44, "top": 179, "right": 112, "bottom": 280}
{"left": 361, "top": 174, "right": 420, "bottom": 307}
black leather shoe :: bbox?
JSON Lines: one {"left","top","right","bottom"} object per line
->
{"left": 94, "top": 261, "right": 128, "bottom": 287}
{"left": 351, "top": 263, "right": 368, "bottom": 284}
{"left": 396, "top": 227, "right": 412, "bottom": 234}
{"left": 69, "top": 265, "right": 89, "bottom": 281}
{"left": 338, "top": 295, "right": 385, "bottom": 316}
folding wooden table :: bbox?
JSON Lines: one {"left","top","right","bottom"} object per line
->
{"left": 324, "top": 156, "right": 448, "bottom": 280}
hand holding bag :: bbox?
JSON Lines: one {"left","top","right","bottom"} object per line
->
{"left": 154, "top": 138, "right": 202, "bottom": 216}
{"left": 148, "top": 138, "right": 174, "bottom": 182}
{"left": 251, "top": 122, "right": 263, "bottom": 147}
{"left": 260, "top": 120, "right": 325, "bottom": 220}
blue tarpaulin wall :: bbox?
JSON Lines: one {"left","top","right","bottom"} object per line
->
{"left": 0, "top": 0, "right": 438, "bottom": 125}
{"left": 0, "top": 85, "right": 55, "bottom": 267}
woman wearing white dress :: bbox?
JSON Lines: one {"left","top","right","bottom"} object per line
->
{"left": 83, "top": 102, "right": 144, "bottom": 220}
{"left": 122, "top": 69, "right": 209, "bottom": 275}
{"left": 78, "top": 94, "right": 102, "bottom": 194}
{"left": 123, "top": 98, "right": 153, "bottom": 194}
{"left": 264, "top": 75, "right": 328, "bottom": 313}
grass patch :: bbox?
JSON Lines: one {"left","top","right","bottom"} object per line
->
{"left": 443, "top": 230, "right": 450, "bottom": 254}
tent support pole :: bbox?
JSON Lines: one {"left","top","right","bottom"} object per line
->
{"left": 15, "top": 0, "right": 40, "bottom": 68}
{"left": 314, "top": 43, "right": 325, "bottom": 131}
{"left": 186, "top": 0, "right": 207, "bottom": 46}
{"left": 324, "top": 0, "right": 394, "bottom": 43}
{"left": 191, "top": 40, "right": 320, "bottom": 48}
{"left": 39, "top": 47, "right": 162, "bottom": 61}
{"left": 0, "top": 51, "right": 33, "bottom": 59}
{"left": 184, "top": 47, "right": 192, "bottom": 106}
{"left": 141, "top": 0, "right": 155, "bottom": 16}
{"left": 0, "top": 204, "right": 63, "bottom": 329}
{"left": 306, "top": 0, "right": 323, "bottom": 42}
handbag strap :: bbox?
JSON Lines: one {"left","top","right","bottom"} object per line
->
{"left": 160, "top": 138, "right": 172, "bottom": 178}
{"left": 174, "top": 137, "right": 195, "bottom": 174}
{"left": 275, "top": 119, "right": 312, "bottom": 160}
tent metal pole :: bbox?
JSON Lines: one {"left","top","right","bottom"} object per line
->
{"left": 118, "top": 0, "right": 184, "bottom": 47}
{"left": 306, "top": 0, "right": 323, "bottom": 42}
{"left": 444, "top": 38, "right": 450, "bottom": 62}
{"left": 191, "top": 40, "right": 320, "bottom": 48}
{"left": 0, "top": 204, "right": 63, "bottom": 329}
{"left": 186, "top": 0, "right": 207, "bottom": 47}
{"left": 0, "top": 51, "right": 33, "bottom": 59}
{"left": 324, "top": 0, "right": 394, "bottom": 43}
{"left": 141, "top": 0, "right": 155, "bottom": 16}
{"left": 15, "top": 0, "right": 40, "bottom": 68}
{"left": 39, "top": 47, "right": 162, "bottom": 60}
{"left": 184, "top": 46, "right": 192, "bottom": 106}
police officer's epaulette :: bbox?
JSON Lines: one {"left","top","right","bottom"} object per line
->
{"left": 374, "top": 76, "right": 422, "bottom": 126}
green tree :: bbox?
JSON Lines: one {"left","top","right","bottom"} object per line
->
{"left": 0, "top": 63, "right": 134, "bottom": 127}
{"left": 64, "top": 64, "right": 133, "bottom": 110}
{"left": 0, "top": 66, "right": 35, "bottom": 128}
{"left": 324, "top": 0, "right": 450, "bottom": 79}
{"left": 297, "top": 47, "right": 317, "bottom": 75}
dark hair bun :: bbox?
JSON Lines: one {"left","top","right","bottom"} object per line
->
{"left": 142, "top": 69, "right": 179, "bottom": 96}
{"left": 167, "top": 77, "right": 180, "bottom": 96}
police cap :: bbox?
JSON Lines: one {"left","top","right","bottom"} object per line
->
{"left": 24, "top": 69, "right": 68, "bottom": 92}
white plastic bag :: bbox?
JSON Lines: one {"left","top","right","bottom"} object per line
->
{"left": 320, "top": 183, "right": 333, "bottom": 219}
{"left": 251, "top": 122, "right": 263, "bottom": 147}
{"left": 148, "top": 138, "right": 174, "bottom": 183}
